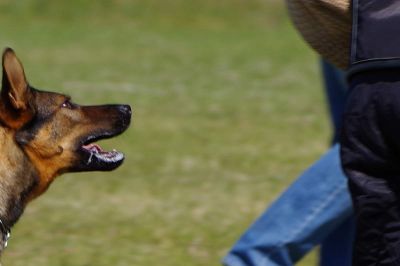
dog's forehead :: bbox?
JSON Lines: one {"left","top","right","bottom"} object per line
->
{"left": 34, "top": 90, "right": 67, "bottom": 112}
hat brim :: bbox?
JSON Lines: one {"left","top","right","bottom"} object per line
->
{"left": 286, "top": 0, "right": 351, "bottom": 69}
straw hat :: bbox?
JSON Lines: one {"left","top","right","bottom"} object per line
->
{"left": 286, "top": 0, "right": 351, "bottom": 69}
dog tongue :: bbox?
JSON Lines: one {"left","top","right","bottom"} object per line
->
{"left": 82, "top": 143, "right": 103, "bottom": 153}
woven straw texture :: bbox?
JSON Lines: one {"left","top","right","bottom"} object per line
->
{"left": 286, "top": 0, "right": 351, "bottom": 69}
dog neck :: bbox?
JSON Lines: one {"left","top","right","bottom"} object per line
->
{"left": 0, "top": 127, "right": 39, "bottom": 249}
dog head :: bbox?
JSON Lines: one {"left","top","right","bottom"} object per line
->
{"left": 0, "top": 48, "right": 131, "bottom": 200}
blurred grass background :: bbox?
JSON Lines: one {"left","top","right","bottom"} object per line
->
{"left": 0, "top": 0, "right": 329, "bottom": 265}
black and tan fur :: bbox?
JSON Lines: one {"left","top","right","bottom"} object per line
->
{"left": 0, "top": 48, "right": 131, "bottom": 252}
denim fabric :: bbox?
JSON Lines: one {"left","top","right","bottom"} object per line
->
{"left": 222, "top": 145, "right": 353, "bottom": 266}
{"left": 321, "top": 60, "right": 347, "bottom": 144}
{"left": 319, "top": 60, "right": 353, "bottom": 266}
{"left": 319, "top": 216, "right": 354, "bottom": 266}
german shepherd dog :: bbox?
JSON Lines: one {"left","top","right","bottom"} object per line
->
{"left": 0, "top": 48, "right": 131, "bottom": 252}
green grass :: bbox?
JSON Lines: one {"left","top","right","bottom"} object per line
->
{"left": 0, "top": 1, "right": 328, "bottom": 265}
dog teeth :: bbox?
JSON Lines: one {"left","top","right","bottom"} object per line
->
{"left": 94, "top": 151, "right": 124, "bottom": 163}
{"left": 87, "top": 152, "right": 94, "bottom": 165}
{"left": 83, "top": 144, "right": 123, "bottom": 164}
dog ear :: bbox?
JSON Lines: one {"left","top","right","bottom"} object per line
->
{"left": 0, "top": 48, "right": 35, "bottom": 129}
{"left": 2, "top": 48, "right": 30, "bottom": 110}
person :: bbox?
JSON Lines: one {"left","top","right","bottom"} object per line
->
{"left": 222, "top": 60, "right": 353, "bottom": 266}
{"left": 239, "top": 0, "right": 400, "bottom": 264}
{"left": 340, "top": 1, "right": 400, "bottom": 264}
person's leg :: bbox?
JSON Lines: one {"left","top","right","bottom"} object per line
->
{"left": 319, "top": 217, "right": 354, "bottom": 266}
{"left": 222, "top": 145, "right": 353, "bottom": 266}
{"left": 319, "top": 60, "right": 353, "bottom": 266}
{"left": 320, "top": 59, "right": 347, "bottom": 144}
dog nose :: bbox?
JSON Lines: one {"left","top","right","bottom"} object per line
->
{"left": 119, "top": 105, "right": 132, "bottom": 116}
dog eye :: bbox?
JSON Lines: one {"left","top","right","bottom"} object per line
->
{"left": 61, "top": 100, "right": 73, "bottom": 109}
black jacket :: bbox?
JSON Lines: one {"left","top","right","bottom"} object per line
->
{"left": 342, "top": 1, "right": 400, "bottom": 265}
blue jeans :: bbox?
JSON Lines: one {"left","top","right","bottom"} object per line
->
{"left": 222, "top": 61, "right": 353, "bottom": 266}
{"left": 222, "top": 145, "right": 354, "bottom": 266}
{"left": 321, "top": 60, "right": 347, "bottom": 144}
{"left": 319, "top": 61, "right": 353, "bottom": 265}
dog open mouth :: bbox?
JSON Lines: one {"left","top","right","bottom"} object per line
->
{"left": 82, "top": 143, "right": 124, "bottom": 164}
{"left": 72, "top": 104, "right": 131, "bottom": 172}
{"left": 78, "top": 133, "right": 126, "bottom": 171}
